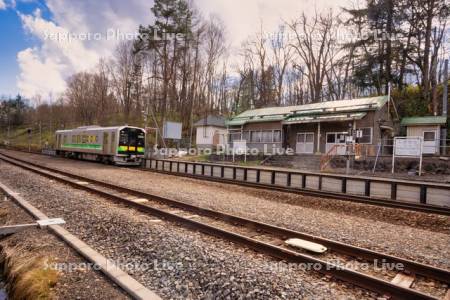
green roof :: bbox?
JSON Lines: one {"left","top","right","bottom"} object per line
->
{"left": 226, "top": 115, "right": 285, "bottom": 126}
{"left": 401, "top": 116, "right": 447, "bottom": 126}
{"left": 283, "top": 112, "right": 367, "bottom": 124}
{"left": 290, "top": 96, "right": 387, "bottom": 115}
{"left": 226, "top": 96, "right": 388, "bottom": 127}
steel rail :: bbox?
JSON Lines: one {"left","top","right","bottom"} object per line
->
{"left": 2, "top": 148, "right": 449, "bottom": 215}
{"left": 0, "top": 153, "right": 448, "bottom": 299}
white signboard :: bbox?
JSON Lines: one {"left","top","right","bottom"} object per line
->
{"left": 392, "top": 137, "right": 423, "bottom": 176}
{"left": 163, "top": 121, "right": 182, "bottom": 140}
{"left": 394, "top": 137, "right": 422, "bottom": 156}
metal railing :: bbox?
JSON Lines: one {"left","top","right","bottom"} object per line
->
{"left": 145, "top": 158, "right": 450, "bottom": 212}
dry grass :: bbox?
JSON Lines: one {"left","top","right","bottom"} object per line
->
{"left": 1, "top": 246, "right": 58, "bottom": 300}
{"left": 0, "top": 208, "right": 8, "bottom": 218}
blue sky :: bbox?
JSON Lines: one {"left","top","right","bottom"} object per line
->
{"left": 0, "top": 0, "right": 343, "bottom": 101}
{"left": 0, "top": 0, "right": 52, "bottom": 97}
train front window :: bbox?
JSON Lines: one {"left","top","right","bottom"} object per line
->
{"left": 118, "top": 128, "right": 145, "bottom": 154}
{"left": 119, "top": 132, "right": 128, "bottom": 145}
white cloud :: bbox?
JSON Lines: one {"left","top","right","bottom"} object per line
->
{"left": 16, "top": 47, "right": 67, "bottom": 98}
{"left": 16, "top": 0, "right": 155, "bottom": 99}
{"left": 195, "top": 0, "right": 348, "bottom": 48}
{"left": 15, "top": 0, "right": 349, "bottom": 99}
{"left": 17, "top": 10, "right": 100, "bottom": 98}
{"left": 0, "top": 0, "right": 6, "bottom": 9}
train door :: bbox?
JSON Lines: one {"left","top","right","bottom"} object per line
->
{"left": 56, "top": 134, "right": 60, "bottom": 149}
{"left": 103, "top": 132, "right": 109, "bottom": 154}
{"left": 111, "top": 132, "right": 116, "bottom": 154}
{"left": 128, "top": 130, "right": 138, "bottom": 153}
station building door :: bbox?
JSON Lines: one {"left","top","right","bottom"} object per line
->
{"left": 296, "top": 132, "right": 314, "bottom": 154}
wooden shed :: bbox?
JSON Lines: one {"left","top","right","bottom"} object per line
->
{"left": 401, "top": 116, "right": 447, "bottom": 155}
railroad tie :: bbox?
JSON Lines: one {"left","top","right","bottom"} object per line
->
{"left": 391, "top": 273, "right": 415, "bottom": 289}
{"left": 182, "top": 214, "right": 200, "bottom": 219}
{"left": 75, "top": 181, "right": 90, "bottom": 185}
{"left": 130, "top": 198, "right": 149, "bottom": 203}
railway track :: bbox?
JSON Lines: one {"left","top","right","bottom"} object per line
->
{"left": 0, "top": 152, "right": 449, "bottom": 300}
{"left": 3, "top": 147, "right": 450, "bottom": 215}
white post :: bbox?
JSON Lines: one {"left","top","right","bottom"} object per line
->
{"left": 391, "top": 138, "right": 395, "bottom": 174}
{"left": 418, "top": 137, "right": 423, "bottom": 176}
{"left": 316, "top": 122, "right": 321, "bottom": 154}
{"left": 387, "top": 83, "right": 391, "bottom": 120}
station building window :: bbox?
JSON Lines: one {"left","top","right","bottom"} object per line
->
{"left": 228, "top": 132, "right": 241, "bottom": 142}
{"left": 250, "top": 131, "right": 262, "bottom": 143}
{"left": 273, "top": 130, "right": 281, "bottom": 142}
{"left": 248, "top": 130, "right": 282, "bottom": 143}
{"left": 356, "top": 127, "right": 372, "bottom": 144}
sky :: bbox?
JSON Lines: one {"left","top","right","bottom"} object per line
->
{"left": 0, "top": 0, "right": 348, "bottom": 101}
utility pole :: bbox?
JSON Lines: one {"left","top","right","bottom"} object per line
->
{"left": 442, "top": 59, "right": 448, "bottom": 155}
{"left": 39, "top": 121, "right": 42, "bottom": 148}
{"left": 6, "top": 115, "right": 10, "bottom": 142}
{"left": 27, "top": 128, "right": 31, "bottom": 152}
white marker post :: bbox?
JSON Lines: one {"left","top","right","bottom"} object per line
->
{"left": 233, "top": 140, "right": 247, "bottom": 163}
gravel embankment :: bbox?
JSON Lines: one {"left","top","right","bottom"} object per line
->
{"left": 0, "top": 161, "right": 376, "bottom": 299}
{"left": 0, "top": 192, "right": 129, "bottom": 300}
{"left": 1, "top": 150, "right": 449, "bottom": 271}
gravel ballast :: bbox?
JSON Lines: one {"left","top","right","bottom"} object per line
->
{"left": 2, "top": 151, "right": 448, "bottom": 271}
{"left": 0, "top": 191, "right": 130, "bottom": 300}
{"left": 0, "top": 160, "right": 377, "bottom": 299}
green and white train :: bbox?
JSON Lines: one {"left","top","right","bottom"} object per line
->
{"left": 55, "top": 125, "right": 146, "bottom": 166}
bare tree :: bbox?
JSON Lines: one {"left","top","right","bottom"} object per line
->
{"left": 270, "top": 25, "right": 293, "bottom": 105}
{"left": 288, "top": 10, "right": 340, "bottom": 102}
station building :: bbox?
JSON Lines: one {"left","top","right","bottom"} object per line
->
{"left": 226, "top": 96, "right": 396, "bottom": 155}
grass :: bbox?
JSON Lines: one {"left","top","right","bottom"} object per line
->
{"left": 179, "top": 154, "right": 211, "bottom": 162}
{"left": 0, "top": 127, "right": 55, "bottom": 151}
{"left": 1, "top": 247, "right": 58, "bottom": 300}
{"left": 237, "top": 160, "right": 262, "bottom": 166}
{"left": 15, "top": 263, "right": 58, "bottom": 300}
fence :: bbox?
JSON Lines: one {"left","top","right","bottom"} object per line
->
{"left": 145, "top": 158, "right": 450, "bottom": 208}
